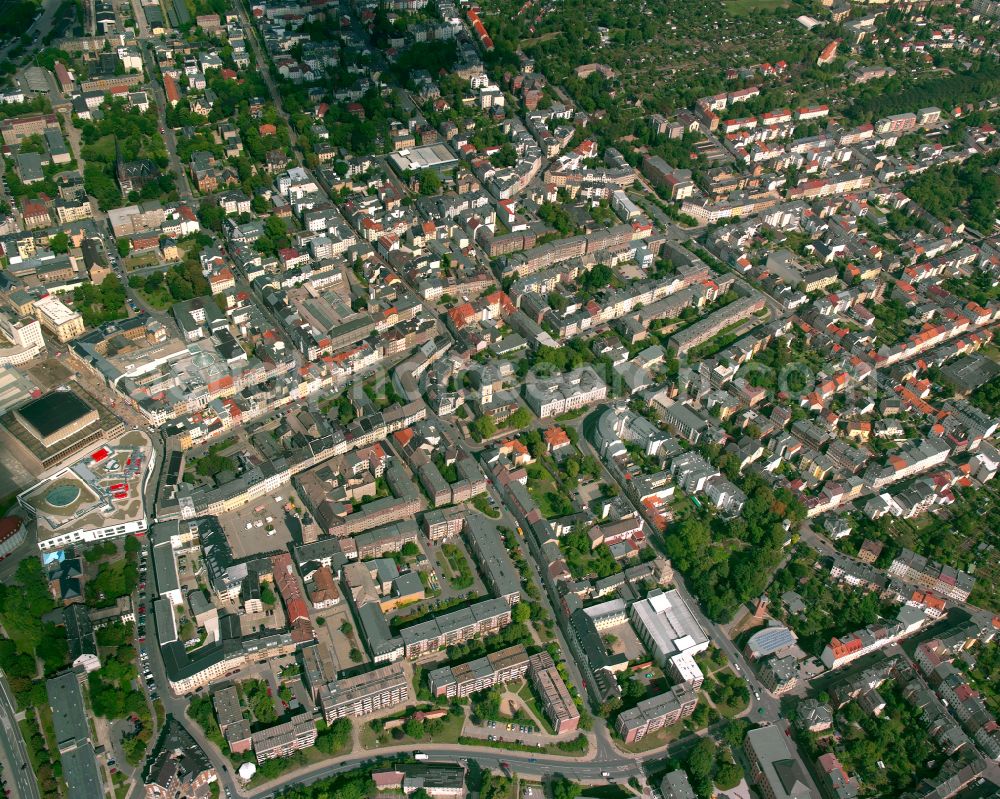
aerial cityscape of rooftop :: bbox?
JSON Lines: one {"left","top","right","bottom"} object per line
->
{"left": 0, "top": 0, "right": 998, "bottom": 796}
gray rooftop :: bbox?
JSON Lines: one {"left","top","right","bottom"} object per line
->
{"left": 47, "top": 672, "right": 90, "bottom": 749}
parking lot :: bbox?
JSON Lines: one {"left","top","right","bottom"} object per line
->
{"left": 603, "top": 621, "right": 648, "bottom": 662}
{"left": 220, "top": 489, "right": 304, "bottom": 558}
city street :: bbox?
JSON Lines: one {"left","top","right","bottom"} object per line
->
{"left": 137, "top": 44, "right": 194, "bottom": 203}
{"left": 0, "top": 673, "right": 40, "bottom": 799}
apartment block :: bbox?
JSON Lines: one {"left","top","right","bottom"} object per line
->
{"left": 251, "top": 715, "right": 318, "bottom": 763}
{"left": 427, "top": 644, "right": 530, "bottom": 698}
{"left": 528, "top": 652, "right": 580, "bottom": 734}
{"left": 887, "top": 548, "right": 974, "bottom": 602}
{"left": 615, "top": 681, "right": 698, "bottom": 743}
{"left": 399, "top": 597, "right": 512, "bottom": 659}
{"left": 744, "top": 725, "right": 817, "bottom": 799}
{"left": 423, "top": 507, "right": 465, "bottom": 542}
{"left": 317, "top": 663, "right": 410, "bottom": 722}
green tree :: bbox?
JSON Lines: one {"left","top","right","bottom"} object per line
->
{"left": 551, "top": 776, "right": 581, "bottom": 799}
{"left": 418, "top": 169, "right": 441, "bottom": 195}
{"left": 403, "top": 717, "right": 424, "bottom": 739}
{"left": 198, "top": 202, "right": 227, "bottom": 232}
{"left": 49, "top": 232, "right": 69, "bottom": 254}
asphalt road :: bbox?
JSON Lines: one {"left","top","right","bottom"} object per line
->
{"left": 0, "top": 673, "right": 40, "bottom": 799}
{"left": 135, "top": 42, "right": 194, "bottom": 203}
{"left": 251, "top": 747, "right": 642, "bottom": 798}
{"left": 233, "top": 0, "right": 301, "bottom": 166}
{"left": 0, "top": 0, "right": 62, "bottom": 61}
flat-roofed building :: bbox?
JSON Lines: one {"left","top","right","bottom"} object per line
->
{"left": 427, "top": 644, "right": 530, "bottom": 698}
{"left": 251, "top": 715, "right": 317, "bottom": 763}
{"left": 47, "top": 671, "right": 105, "bottom": 799}
{"left": 744, "top": 724, "right": 817, "bottom": 799}
{"left": 388, "top": 143, "right": 459, "bottom": 177}
{"left": 33, "top": 295, "right": 85, "bottom": 343}
{"left": 615, "top": 682, "right": 698, "bottom": 743}
{"left": 399, "top": 597, "right": 512, "bottom": 659}
{"left": 630, "top": 589, "right": 710, "bottom": 686}
{"left": 528, "top": 651, "right": 580, "bottom": 734}
{"left": 317, "top": 662, "right": 410, "bottom": 722}
{"left": 463, "top": 516, "right": 522, "bottom": 604}
{"left": 212, "top": 685, "right": 251, "bottom": 754}
{"left": 2, "top": 388, "right": 125, "bottom": 473}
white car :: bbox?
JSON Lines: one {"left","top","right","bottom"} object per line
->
{"left": 267, "top": 529, "right": 276, "bottom": 536}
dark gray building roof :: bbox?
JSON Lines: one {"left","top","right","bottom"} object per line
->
{"left": 61, "top": 742, "right": 104, "bottom": 799}
{"left": 47, "top": 671, "right": 90, "bottom": 749}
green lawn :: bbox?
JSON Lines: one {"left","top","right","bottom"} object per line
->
{"left": 442, "top": 544, "right": 474, "bottom": 589}
{"left": 618, "top": 720, "right": 684, "bottom": 753}
{"left": 359, "top": 709, "right": 465, "bottom": 750}
{"left": 724, "top": 0, "right": 789, "bottom": 14}
{"left": 472, "top": 494, "right": 501, "bottom": 518}
{"left": 581, "top": 787, "right": 633, "bottom": 799}
{"left": 526, "top": 464, "right": 573, "bottom": 519}
{"left": 135, "top": 285, "right": 173, "bottom": 310}
{"left": 123, "top": 252, "right": 160, "bottom": 269}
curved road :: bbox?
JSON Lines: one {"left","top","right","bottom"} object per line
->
{"left": 232, "top": 725, "right": 729, "bottom": 799}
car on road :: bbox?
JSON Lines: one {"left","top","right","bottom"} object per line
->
{"left": 601, "top": 772, "right": 610, "bottom": 778}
